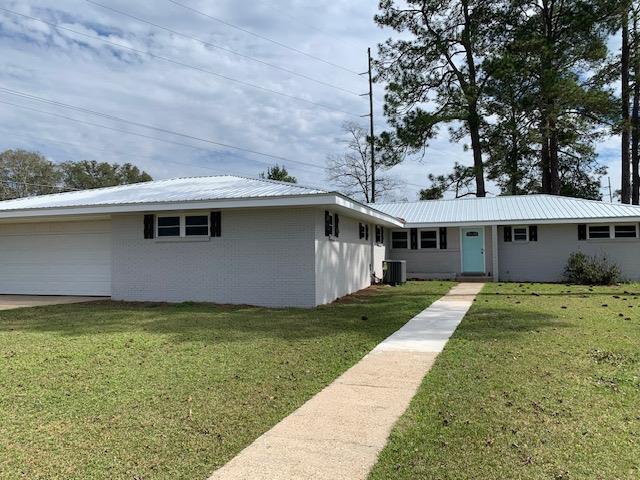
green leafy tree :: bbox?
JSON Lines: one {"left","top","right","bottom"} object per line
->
{"left": 0, "top": 149, "right": 62, "bottom": 200}
{"left": 374, "top": 0, "right": 503, "bottom": 197}
{"left": 420, "top": 162, "right": 476, "bottom": 200}
{"left": 259, "top": 165, "right": 297, "bottom": 183}
{"left": 497, "top": 0, "right": 618, "bottom": 195}
{"left": 60, "top": 160, "right": 152, "bottom": 190}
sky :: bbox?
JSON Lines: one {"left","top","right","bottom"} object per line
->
{"left": 0, "top": 0, "right": 623, "bottom": 201}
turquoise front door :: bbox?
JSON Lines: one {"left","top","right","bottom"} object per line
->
{"left": 461, "top": 228, "right": 485, "bottom": 273}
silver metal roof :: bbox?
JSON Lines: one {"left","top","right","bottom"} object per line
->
{"left": 373, "top": 195, "right": 640, "bottom": 225}
{"left": 0, "top": 175, "right": 328, "bottom": 211}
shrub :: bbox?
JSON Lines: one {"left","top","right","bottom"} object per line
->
{"left": 564, "top": 252, "right": 621, "bottom": 285}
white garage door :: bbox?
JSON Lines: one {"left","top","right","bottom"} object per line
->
{"left": 0, "top": 220, "right": 112, "bottom": 296}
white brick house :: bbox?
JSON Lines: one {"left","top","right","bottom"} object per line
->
{"left": 2, "top": 175, "right": 640, "bottom": 307}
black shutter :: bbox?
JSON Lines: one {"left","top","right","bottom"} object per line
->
{"left": 381, "top": 227, "right": 384, "bottom": 244}
{"left": 578, "top": 224, "right": 587, "bottom": 240}
{"left": 365, "top": 224, "right": 369, "bottom": 240}
{"left": 334, "top": 213, "right": 340, "bottom": 237}
{"left": 143, "top": 214, "right": 154, "bottom": 239}
{"left": 325, "top": 211, "right": 332, "bottom": 237}
{"left": 375, "top": 225, "right": 382, "bottom": 244}
{"left": 359, "top": 223, "right": 365, "bottom": 239}
{"left": 210, "top": 211, "right": 221, "bottom": 237}
{"left": 410, "top": 228, "right": 418, "bottom": 249}
{"left": 439, "top": 227, "right": 447, "bottom": 249}
{"left": 529, "top": 225, "right": 538, "bottom": 242}
{"left": 504, "top": 226, "right": 512, "bottom": 242}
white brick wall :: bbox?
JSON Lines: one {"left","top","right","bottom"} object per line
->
{"left": 314, "top": 210, "right": 373, "bottom": 304}
{"left": 111, "top": 207, "right": 317, "bottom": 307}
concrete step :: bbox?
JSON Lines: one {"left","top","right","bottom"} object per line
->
{"left": 455, "top": 275, "right": 492, "bottom": 283}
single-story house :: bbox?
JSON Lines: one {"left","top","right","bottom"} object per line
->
{"left": 0, "top": 175, "right": 639, "bottom": 307}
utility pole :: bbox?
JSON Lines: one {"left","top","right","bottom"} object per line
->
{"left": 360, "top": 48, "right": 376, "bottom": 203}
{"left": 608, "top": 176, "right": 613, "bottom": 203}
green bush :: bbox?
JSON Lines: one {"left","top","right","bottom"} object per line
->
{"left": 564, "top": 252, "right": 621, "bottom": 285}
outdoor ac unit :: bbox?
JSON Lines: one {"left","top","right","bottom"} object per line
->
{"left": 382, "top": 260, "right": 406, "bottom": 286}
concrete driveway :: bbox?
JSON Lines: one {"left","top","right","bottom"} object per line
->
{"left": 0, "top": 295, "right": 107, "bottom": 311}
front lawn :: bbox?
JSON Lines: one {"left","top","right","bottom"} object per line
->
{"left": 369, "top": 283, "right": 640, "bottom": 479}
{"left": 0, "top": 281, "right": 452, "bottom": 479}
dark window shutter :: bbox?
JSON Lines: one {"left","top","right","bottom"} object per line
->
{"left": 324, "top": 211, "right": 332, "bottom": 237}
{"left": 381, "top": 227, "right": 384, "bottom": 244}
{"left": 143, "top": 214, "right": 155, "bottom": 239}
{"left": 375, "top": 225, "right": 382, "bottom": 244}
{"left": 410, "top": 228, "right": 418, "bottom": 249}
{"left": 210, "top": 211, "right": 222, "bottom": 237}
{"left": 334, "top": 213, "right": 340, "bottom": 237}
{"left": 578, "top": 224, "right": 587, "bottom": 240}
{"left": 359, "top": 223, "right": 364, "bottom": 239}
{"left": 504, "top": 226, "right": 512, "bottom": 242}
{"left": 529, "top": 225, "right": 538, "bottom": 242}
{"left": 439, "top": 227, "right": 447, "bottom": 249}
{"left": 365, "top": 224, "right": 369, "bottom": 240}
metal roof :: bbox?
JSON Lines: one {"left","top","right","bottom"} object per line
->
{"left": 372, "top": 195, "right": 640, "bottom": 225}
{"left": 0, "top": 175, "right": 328, "bottom": 211}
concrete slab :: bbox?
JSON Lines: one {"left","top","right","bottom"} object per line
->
{"left": 208, "top": 283, "right": 485, "bottom": 480}
{"left": 0, "top": 295, "right": 106, "bottom": 311}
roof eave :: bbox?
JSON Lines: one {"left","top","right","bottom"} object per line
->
{"left": 0, "top": 193, "right": 404, "bottom": 227}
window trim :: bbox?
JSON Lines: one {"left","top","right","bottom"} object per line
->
{"left": 512, "top": 226, "right": 529, "bottom": 243}
{"left": 156, "top": 213, "right": 211, "bottom": 239}
{"left": 418, "top": 228, "right": 439, "bottom": 249}
{"left": 587, "top": 224, "right": 612, "bottom": 240}
{"left": 613, "top": 224, "right": 638, "bottom": 239}
{"left": 391, "top": 230, "right": 409, "bottom": 249}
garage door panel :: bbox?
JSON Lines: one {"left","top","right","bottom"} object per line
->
{"left": 0, "top": 221, "right": 112, "bottom": 296}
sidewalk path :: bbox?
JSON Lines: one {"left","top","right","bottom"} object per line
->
{"left": 208, "top": 283, "right": 485, "bottom": 480}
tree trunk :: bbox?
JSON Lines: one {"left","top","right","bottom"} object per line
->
{"left": 468, "top": 103, "right": 486, "bottom": 197}
{"left": 549, "top": 116, "right": 561, "bottom": 194}
{"left": 633, "top": 10, "right": 640, "bottom": 205}
{"left": 540, "top": 118, "right": 551, "bottom": 193}
{"left": 622, "top": 2, "right": 631, "bottom": 204}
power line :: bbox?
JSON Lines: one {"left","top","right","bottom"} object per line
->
{"left": 0, "top": 86, "right": 327, "bottom": 168}
{"left": 165, "top": 0, "right": 362, "bottom": 76}
{"left": 0, "top": 96, "right": 327, "bottom": 172}
{"left": 0, "top": 7, "right": 361, "bottom": 117}
{"left": 84, "top": 0, "right": 361, "bottom": 96}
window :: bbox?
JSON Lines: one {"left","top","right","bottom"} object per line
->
{"left": 157, "top": 214, "right": 210, "bottom": 238}
{"left": 392, "top": 231, "right": 408, "bottom": 249}
{"left": 185, "top": 215, "right": 209, "bottom": 236}
{"left": 419, "top": 230, "right": 438, "bottom": 249}
{"left": 588, "top": 225, "right": 611, "bottom": 239}
{"left": 359, "top": 223, "right": 366, "bottom": 240}
{"left": 614, "top": 224, "right": 638, "bottom": 238}
{"left": 324, "top": 211, "right": 339, "bottom": 237}
{"left": 513, "top": 227, "right": 528, "bottom": 242}
{"left": 375, "top": 225, "right": 384, "bottom": 244}
{"left": 157, "top": 216, "right": 180, "bottom": 237}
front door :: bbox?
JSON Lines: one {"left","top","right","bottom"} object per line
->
{"left": 461, "top": 227, "right": 485, "bottom": 274}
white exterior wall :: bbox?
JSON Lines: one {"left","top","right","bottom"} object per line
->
{"left": 387, "top": 226, "right": 494, "bottom": 278}
{"left": 111, "top": 208, "right": 317, "bottom": 308}
{"left": 498, "top": 223, "right": 640, "bottom": 282}
{"left": 314, "top": 210, "right": 373, "bottom": 305}
{"left": 371, "top": 227, "right": 389, "bottom": 281}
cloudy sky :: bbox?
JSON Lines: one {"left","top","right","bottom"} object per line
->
{"left": 0, "top": 0, "right": 622, "bottom": 201}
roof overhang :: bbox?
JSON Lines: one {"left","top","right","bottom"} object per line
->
{"left": 0, "top": 193, "right": 404, "bottom": 227}
{"left": 402, "top": 217, "right": 640, "bottom": 228}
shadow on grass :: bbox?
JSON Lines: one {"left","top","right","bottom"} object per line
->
{"left": 453, "top": 307, "right": 572, "bottom": 341}
{"left": 0, "top": 289, "right": 442, "bottom": 345}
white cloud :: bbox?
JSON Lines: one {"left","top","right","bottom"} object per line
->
{"left": 0, "top": 0, "right": 619, "bottom": 201}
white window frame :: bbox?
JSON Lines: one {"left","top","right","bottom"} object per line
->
{"left": 157, "top": 213, "right": 210, "bottom": 238}
{"left": 613, "top": 223, "right": 639, "bottom": 239}
{"left": 512, "top": 226, "right": 529, "bottom": 243}
{"left": 391, "top": 230, "right": 409, "bottom": 249}
{"left": 418, "top": 228, "right": 439, "bottom": 249}
{"left": 587, "top": 224, "right": 612, "bottom": 240}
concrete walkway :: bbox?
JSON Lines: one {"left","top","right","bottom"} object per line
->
{"left": 208, "top": 283, "right": 485, "bottom": 480}
{"left": 0, "top": 295, "right": 106, "bottom": 311}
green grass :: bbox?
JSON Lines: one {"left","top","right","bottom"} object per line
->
{"left": 369, "top": 283, "right": 640, "bottom": 480}
{"left": 0, "top": 281, "right": 452, "bottom": 480}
